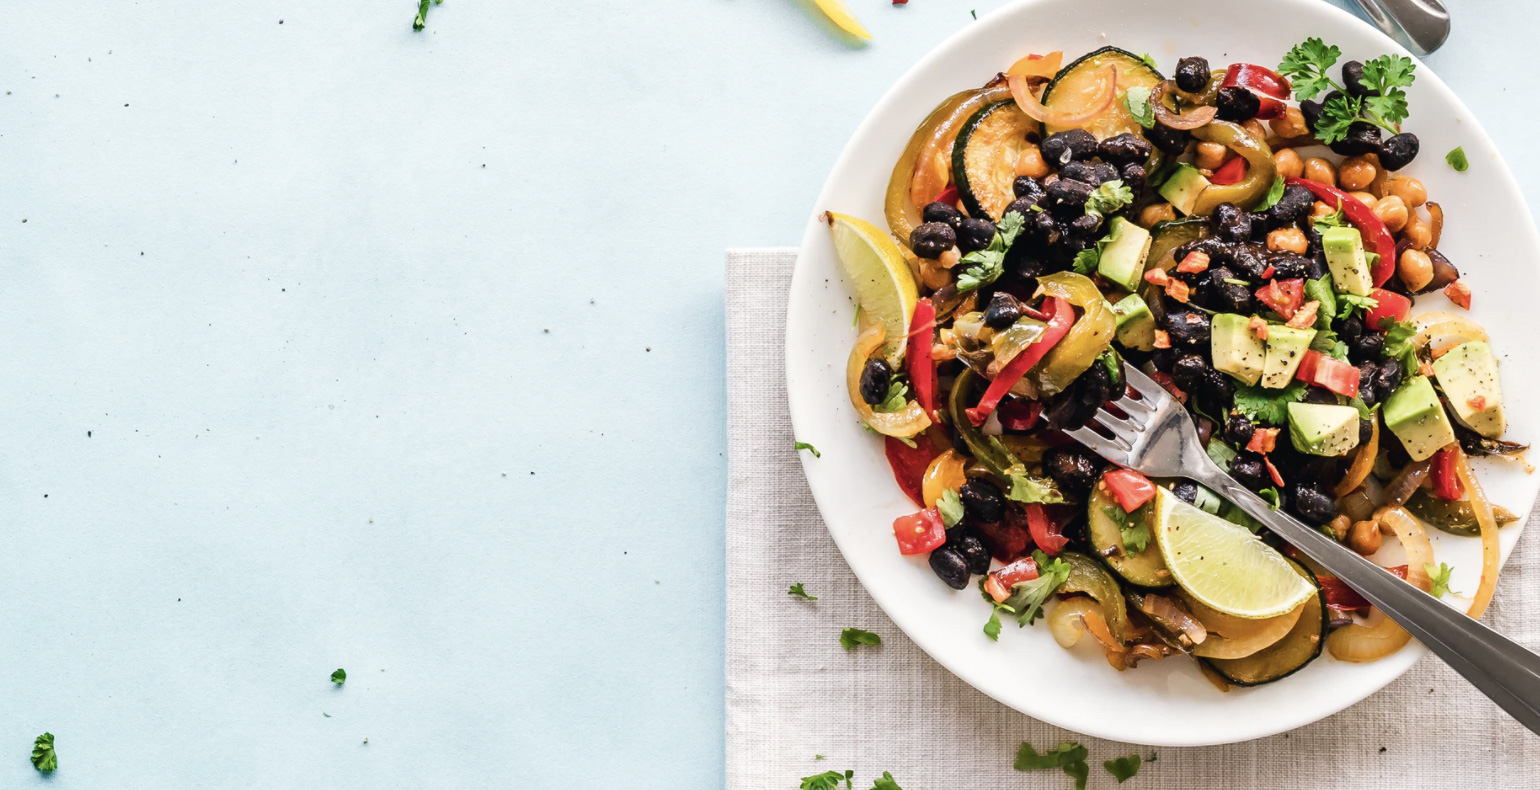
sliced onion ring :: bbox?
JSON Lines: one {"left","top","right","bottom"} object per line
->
{"left": 1007, "top": 65, "right": 1116, "bottom": 129}
{"left": 1151, "top": 80, "right": 1219, "bottom": 130}
{"left": 1453, "top": 447, "right": 1501, "bottom": 619}
{"left": 1414, "top": 311, "right": 1489, "bottom": 347}
{"left": 1326, "top": 507, "right": 1433, "bottom": 663}
{"left": 1334, "top": 420, "right": 1379, "bottom": 498}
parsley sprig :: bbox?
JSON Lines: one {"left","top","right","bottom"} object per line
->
{"left": 31, "top": 733, "right": 57, "bottom": 773}
{"left": 413, "top": 0, "right": 444, "bottom": 30}
{"left": 1277, "top": 38, "right": 1416, "bottom": 143}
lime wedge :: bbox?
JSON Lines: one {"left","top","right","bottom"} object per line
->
{"left": 1153, "top": 487, "right": 1315, "bottom": 619}
{"left": 825, "top": 212, "right": 919, "bottom": 364}
{"left": 812, "top": 0, "right": 872, "bottom": 40}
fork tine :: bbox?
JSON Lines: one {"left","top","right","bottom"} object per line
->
{"left": 1064, "top": 425, "right": 1133, "bottom": 464}
{"left": 1094, "top": 407, "right": 1141, "bottom": 439}
{"left": 1122, "top": 365, "right": 1172, "bottom": 403}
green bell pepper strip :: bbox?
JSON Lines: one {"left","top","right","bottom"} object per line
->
{"left": 949, "top": 368, "right": 1022, "bottom": 479}
{"left": 1028, "top": 272, "right": 1118, "bottom": 397}
{"left": 1057, "top": 551, "right": 1134, "bottom": 644}
{"left": 1190, "top": 121, "right": 1278, "bottom": 215}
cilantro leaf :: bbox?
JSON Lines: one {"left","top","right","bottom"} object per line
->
{"left": 1064, "top": 759, "right": 1090, "bottom": 790}
{"left": 31, "top": 733, "right": 56, "bottom": 773}
{"left": 1447, "top": 146, "right": 1469, "bottom": 172}
{"left": 794, "top": 440, "right": 822, "bottom": 458}
{"left": 1121, "top": 522, "right": 1151, "bottom": 553}
{"left": 1123, "top": 86, "right": 1155, "bottom": 129}
{"left": 1007, "top": 473, "right": 1066, "bottom": 504}
{"left": 1305, "top": 276, "right": 1338, "bottom": 326}
{"left": 1085, "top": 179, "right": 1135, "bottom": 218}
{"left": 1315, "top": 93, "right": 1362, "bottom": 144}
{"left": 788, "top": 582, "right": 817, "bottom": 600}
{"left": 1233, "top": 381, "right": 1308, "bottom": 424}
{"left": 1364, "top": 91, "right": 1409, "bottom": 129}
{"left": 1105, "top": 754, "right": 1144, "bottom": 783}
{"left": 1014, "top": 741, "right": 1088, "bottom": 771}
{"left": 1379, "top": 317, "right": 1420, "bottom": 371}
{"left": 412, "top": 0, "right": 444, "bottom": 31}
{"left": 997, "top": 211, "right": 1025, "bottom": 247}
{"left": 999, "top": 551, "right": 1071, "bottom": 626}
{"left": 1255, "top": 176, "right": 1287, "bottom": 211}
{"left": 1278, "top": 38, "right": 1342, "bottom": 100}
{"left": 801, "top": 770, "right": 854, "bottom": 790}
{"left": 839, "top": 628, "right": 882, "bottom": 650}
{"left": 1260, "top": 486, "right": 1282, "bottom": 510}
{"left": 870, "top": 771, "right": 903, "bottom": 790}
{"left": 937, "top": 488, "right": 965, "bottom": 528}
{"left": 1139, "top": 53, "right": 1159, "bottom": 71}
{"left": 331, "top": 668, "right": 346, "bottom": 685}
{"left": 1337, "top": 293, "right": 1380, "bottom": 320}
{"left": 872, "top": 380, "right": 910, "bottom": 413}
{"left": 1426, "top": 562, "right": 1458, "bottom": 599}
{"left": 1071, "top": 247, "right": 1100, "bottom": 275}
{"left": 1312, "top": 200, "right": 1350, "bottom": 229}
{"left": 956, "top": 249, "right": 1005, "bottom": 293}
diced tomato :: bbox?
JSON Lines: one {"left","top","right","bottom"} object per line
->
{"left": 1249, "top": 315, "right": 1270, "bottom": 341}
{"left": 985, "top": 557, "right": 1040, "bottom": 602}
{"left": 997, "top": 398, "right": 1042, "bottom": 431}
{"left": 1255, "top": 278, "right": 1305, "bottom": 320}
{"left": 906, "top": 298, "right": 937, "bottom": 417}
{"left": 1295, "top": 349, "right": 1322, "bottom": 384}
{"left": 1025, "top": 503, "right": 1070, "bottom": 555}
{"left": 1285, "top": 300, "right": 1320, "bottom": 329}
{"left": 933, "top": 184, "right": 959, "bottom": 207}
{"left": 1263, "top": 455, "right": 1285, "bottom": 487}
{"left": 1246, "top": 427, "right": 1279, "bottom": 454}
{"left": 1210, "top": 155, "right": 1247, "bottom": 185}
{"left": 1152, "top": 329, "right": 1172, "bottom": 349}
{"left": 1320, "top": 566, "right": 1409, "bottom": 610}
{"left": 1365, "top": 288, "right": 1411, "bottom": 330}
{"left": 1431, "top": 446, "right": 1464, "bottom": 500}
{"left": 1444, "top": 279, "right": 1472, "bottom": 310}
{"left": 892, "top": 508, "right": 946, "bottom": 556}
{"left": 1313, "top": 355, "right": 1361, "bottom": 398}
{"left": 1102, "top": 469, "right": 1156, "bottom": 512}
{"left": 1143, "top": 268, "right": 1171, "bottom": 286}
{"left": 885, "top": 434, "right": 941, "bottom": 508}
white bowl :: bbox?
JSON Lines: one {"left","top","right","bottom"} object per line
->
{"left": 786, "top": 0, "right": 1540, "bottom": 746}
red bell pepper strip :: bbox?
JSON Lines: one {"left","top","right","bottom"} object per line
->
{"left": 1295, "top": 349, "right": 1323, "bottom": 385}
{"left": 1431, "top": 446, "right": 1465, "bottom": 500}
{"left": 933, "top": 184, "right": 959, "bottom": 207}
{"left": 1314, "top": 355, "right": 1362, "bottom": 398}
{"left": 905, "top": 298, "right": 937, "bottom": 418}
{"left": 1025, "top": 503, "right": 1070, "bottom": 556}
{"left": 1286, "top": 177, "right": 1397, "bottom": 286}
{"left": 1223, "top": 63, "right": 1289, "bottom": 120}
{"left": 1210, "top": 155, "right": 1247, "bottom": 185}
{"left": 985, "top": 556, "right": 1040, "bottom": 602}
{"left": 1102, "top": 469, "right": 1156, "bottom": 512}
{"left": 1364, "top": 288, "right": 1412, "bottom": 330}
{"left": 1255, "top": 278, "right": 1304, "bottom": 320}
{"left": 967, "top": 296, "right": 1074, "bottom": 426}
{"left": 997, "top": 398, "right": 1042, "bottom": 431}
{"left": 1320, "top": 566, "right": 1408, "bottom": 610}
{"left": 892, "top": 507, "right": 947, "bottom": 556}
{"left": 884, "top": 434, "right": 940, "bottom": 508}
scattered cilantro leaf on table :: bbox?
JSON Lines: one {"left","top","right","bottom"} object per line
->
{"left": 794, "top": 441, "right": 822, "bottom": 458}
{"left": 331, "top": 668, "right": 346, "bottom": 685}
{"left": 1446, "top": 146, "right": 1469, "bottom": 172}
{"left": 801, "top": 769, "right": 854, "bottom": 790}
{"left": 31, "top": 733, "right": 56, "bottom": 773}
{"left": 839, "top": 628, "right": 882, "bottom": 650}
{"left": 1104, "top": 754, "right": 1145, "bottom": 782}
{"left": 413, "top": 0, "right": 444, "bottom": 31}
{"left": 788, "top": 583, "right": 817, "bottom": 601}
{"left": 870, "top": 771, "right": 904, "bottom": 790}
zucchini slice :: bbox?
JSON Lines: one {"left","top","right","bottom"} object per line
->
{"left": 1086, "top": 484, "right": 1172, "bottom": 588}
{"left": 1040, "top": 46, "right": 1164, "bottom": 140}
{"left": 952, "top": 100, "right": 1035, "bottom": 221}
{"left": 1202, "top": 560, "right": 1326, "bottom": 686}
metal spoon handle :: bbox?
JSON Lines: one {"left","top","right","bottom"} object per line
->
{"left": 1352, "top": 0, "right": 1451, "bottom": 55}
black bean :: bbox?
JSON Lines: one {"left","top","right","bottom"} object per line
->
{"left": 910, "top": 222, "right": 956, "bottom": 259}
{"left": 1330, "top": 121, "right": 1383, "bottom": 157}
{"left": 956, "top": 218, "right": 997, "bottom": 253}
{"left": 1068, "top": 213, "right": 1103, "bottom": 238}
{"left": 953, "top": 530, "right": 992, "bottom": 575}
{"left": 1348, "top": 333, "right": 1384, "bottom": 363}
{"left": 1006, "top": 244, "right": 1046, "bottom": 279}
{"left": 1161, "top": 307, "right": 1211, "bottom": 346}
{"left": 1215, "top": 86, "right": 1261, "bottom": 122}
{"left": 1099, "top": 132, "right": 1153, "bottom": 166}
{"left": 1046, "top": 178, "right": 1094, "bottom": 216}
{"left": 859, "top": 358, "right": 893, "bottom": 404}
{"left": 1171, "top": 354, "right": 1210, "bottom": 394}
{"left": 1171, "top": 480, "right": 1200, "bottom": 504}
{"left": 983, "top": 292, "right": 1024, "bottom": 329}
{"left": 960, "top": 478, "right": 1006, "bottom": 523}
{"left": 1119, "top": 162, "right": 1147, "bottom": 195}
{"left": 1023, "top": 207, "right": 1058, "bottom": 244}
{"left": 1197, "top": 369, "right": 1236, "bottom": 415}
{"left": 1300, "top": 91, "right": 1341, "bottom": 135}
{"left": 1209, "top": 267, "right": 1254, "bottom": 313}
{"left": 1267, "top": 184, "right": 1316, "bottom": 227}
{"left": 1003, "top": 197, "right": 1041, "bottom": 222}
{"left": 1228, "top": 455, "right": 1271, "bottom": 491}
{"left": 1334, "top": 315, "right": 1364, "bottom": 341}
{"left": 1377, "top": 358, "right": 1405, "bottom": 393}
{"left": 1013, "top": 175, "right": 1046, "bottom": 202}
{"left": 1302, "top": 386, "right": 1337, "bottom": 405}
{"left": 1359, "top": 419, "right": 1375, "bottom": 445}
{"left": 1268, "top": 252, "right": 1314, "bottom": 280}
{"left": 1174, "top": 56, "right": 1211, "bottom": 93}
{"left": 1379, "top": 132, "right": 1420, "bottom": 171}
{"left": 1342, "top": 60, "right": 1375, "bottom": 98}
{"left": 1146, "top": 123, "right": 1191, "bottom": 156}
{"left": 922, "top": 201, "right": 965, "bottom": 230}
{"left": 1292, "top": 482, "right": 1338, "bottom": 524}
{"left": 1247, "top": 212, "right": 1272, "bottom": 242}
{"left": 1044, "top": 446, "right": 1102, "bottom": 491}
{"left": 1039, "top": 129, "right": 1098, "bottom": 166}
{"left": 1212, "top": 202, "right": 1252, "bottom": 244}
{"left": 1059, "top": 161, "right": 1105, "bottom": 187}
{"left": 1229, "top": 245, "right": 1268, "bottom": 280}
{"left": 928, "top": 546, "right": 972, "bottom": 590}
{"left": 1225, "top": 412, "right": 1256, "bottom": 446}
{"left": 1356, "top": 360, "right": 1382, "bottom": 405}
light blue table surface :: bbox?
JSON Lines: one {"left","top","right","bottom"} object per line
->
{"left": 0, "top": 1, "right": 1531, "bottom": 786}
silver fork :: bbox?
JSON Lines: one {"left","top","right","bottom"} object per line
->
{"left": 1066, "top": 363, "right": 1540, "bottom": 733}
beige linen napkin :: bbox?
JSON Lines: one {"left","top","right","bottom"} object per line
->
{"left": 725, "top": 248, "right": 1540, "bottom": 789}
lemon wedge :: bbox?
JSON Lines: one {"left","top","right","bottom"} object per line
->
{"left": 1152, "top": 487, "right": 1316, "bottom": 619}
{"left": 813, "top": 0, "right": 872, "bottom": 40}
{"left": 825, "top": 212, "right": 918, "bottom": 364}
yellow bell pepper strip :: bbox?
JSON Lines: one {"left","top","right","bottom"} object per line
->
{"left": 885, "top": 91, "right": 975, "bottom": 243}
{"left": 848, "top": 318, "right": 931, "bottom": 438}
{"left": 812, "top": 0, "right": 871, "bottom": 40}
{"left": 1028, "top": 272, "right": 1118, "bottom": 396}
{"left": 967, "top": 296, "right": 1074, "bottom": 426}
{"left": 1190, "top": 121, "right": 1278, "bottom": 215}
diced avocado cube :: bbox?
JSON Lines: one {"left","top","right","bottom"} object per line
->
{"left": 1096, "top": 217, "right": 1152, "bottom": 292}
{"left": 1111, "top": 293, "right": 1157, "bottom": 352}
{"left": 1383, "top": 375, "right": 1458, "bottom": 462}
{"left": 1432, "top": 341, "right": 1505, "bottom": 438}
{"left": 1211, "top": 313, "right": 1265, "bottom": 386}
{"left": 1158, "top": 164, "right": 1212, "bottom": 216}
{"left": 1321, "top": 226, "right": 1374, "bottom": 297}
{"left": 1287, "top": 402, "right": 1362, "bottom": 457}
{"left": 1261, "top": 324, "right": 1316, "bottom": 388}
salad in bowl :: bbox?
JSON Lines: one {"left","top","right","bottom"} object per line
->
{"left": 824, "top": 39, "right": 1524, "bottom": 689}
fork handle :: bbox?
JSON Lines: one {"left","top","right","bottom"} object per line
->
{"left": 1194, "top": 464, "right": 1540, "bottom": 733}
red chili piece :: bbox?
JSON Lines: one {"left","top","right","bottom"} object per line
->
{"left": 1286, "top": 178, "right": 1397, "bottom": 286}
{"left": 906, "top": 298, "right": 937, "bottom": 418}
{"left": 967, "top": 296, "right": 1073, "bottom": 426}
{"left": 1431, "top": 447, "right": 1465, "bottom": 501}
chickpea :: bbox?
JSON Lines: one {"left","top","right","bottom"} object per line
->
{"left": 1403, "top": 211, "right": 1433, "bottom": 249}
{"left": 1388, "top": 176, "right": 1428, "bottom": 207}
{"left": 1302, "top": 157, "right": 1337, "bottom": 187}
{"left": 1338, "top": 156, "right": 1378, "bottom": 191}
{"left": 1269, "top": 106, "right": 1310, "bottom": 139}
{"left": 1195, "top": 142, "right": 1228, "bottom": 171}
{"left": 921, "top": 257, "right": 952, "bottom": 290}
{"left": 1399, "top": 248, "right": 1434, "bottom": 291}
{"left": 1139, "top": 202, "right": 1177, "bottom": 226}
{"left": 1268, "top": 227, "right": 1309, "bottom": 254}
{"left": 1310, "top": 201, "right": 1336, "bottom": 220}
{"left": 1349, "top": 520, "right": 1382, "bottom": 556}
{"left": 939, "top": 247, "right": 961, "bottom": 268}
{"left": 1347, "top": 191, "right": 1378, "bottom": 212}
{"left": 1014, "top": 145, "right": 1050, "bottom": 179}
{"left": 1275, "top": 148, "right": 1304, "bottom": 179}
{"left": 1241, "top": 119, "right": 1268, "bottom": 140}
{"left": 1330, "top": 514, "right": 1351, "bottom": 540}
{"left": 1374, "top": 194, "right": 1410, "bottom": 232}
